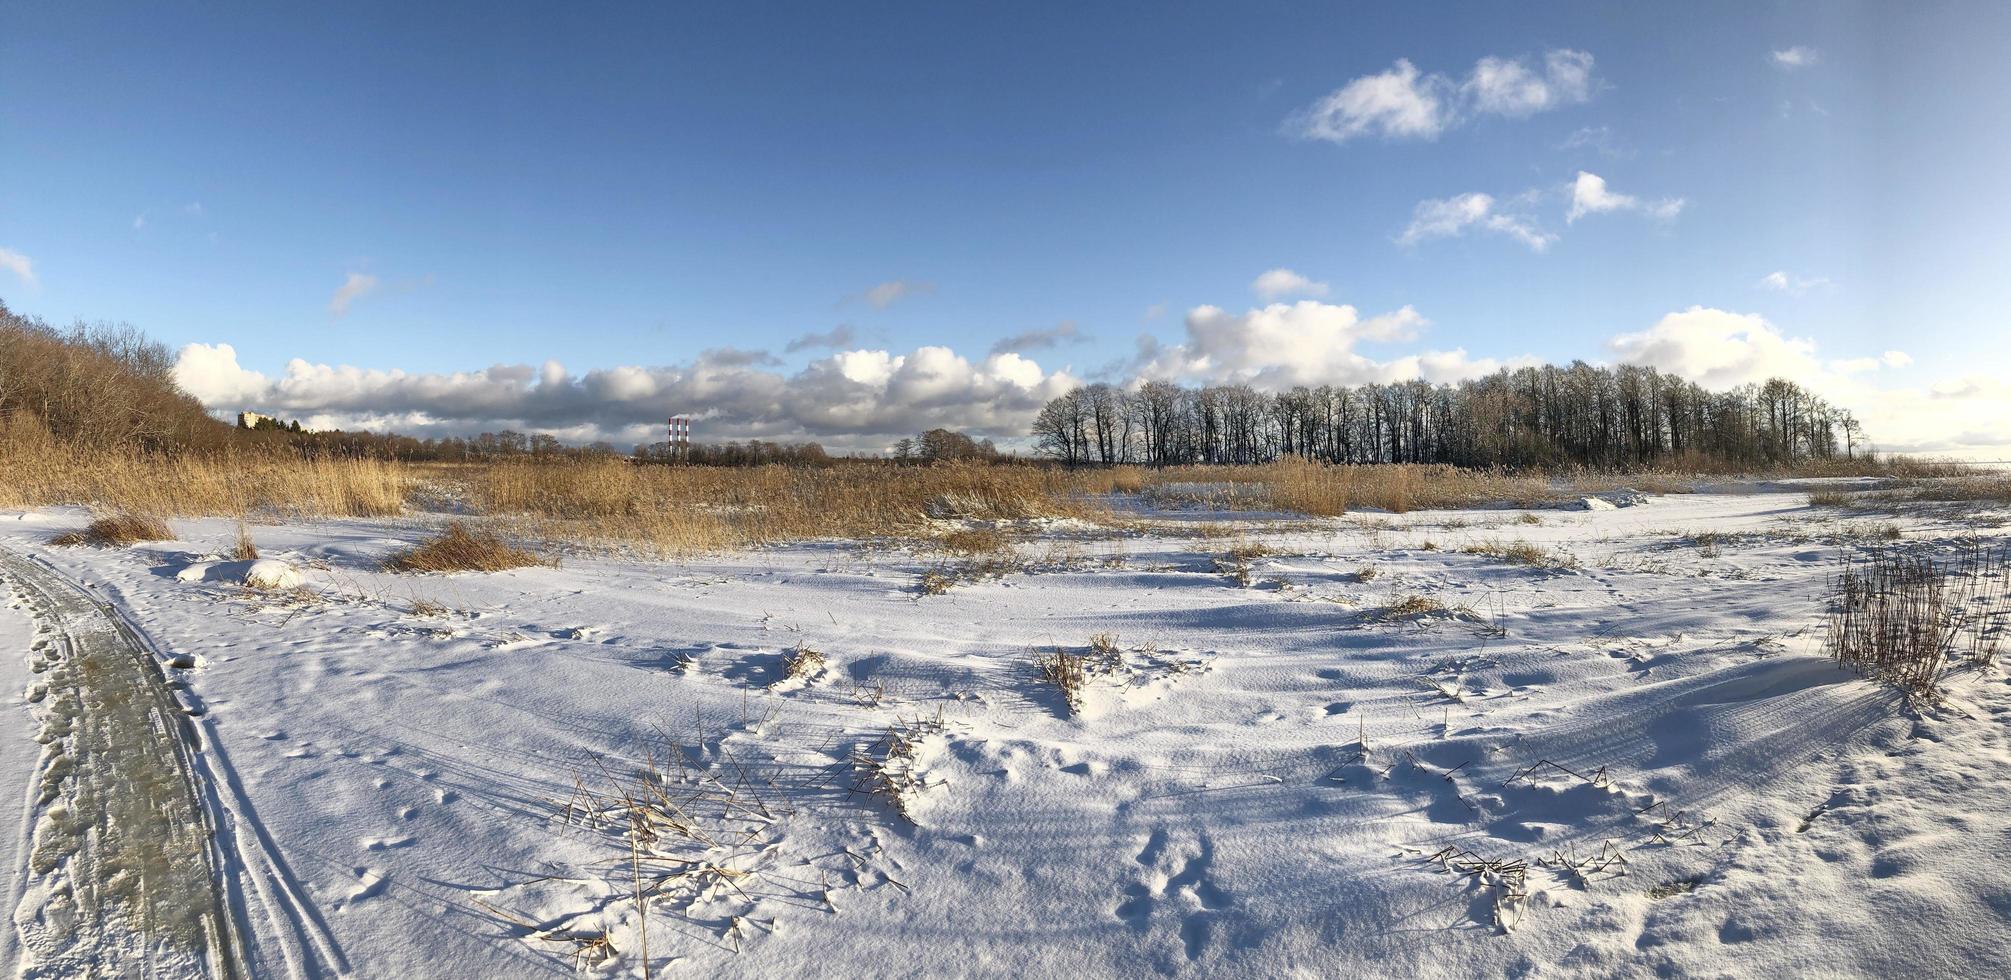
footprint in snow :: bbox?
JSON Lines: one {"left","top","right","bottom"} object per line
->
{"left": 1114, "top": 829, "right": 1232, "bottom": 961}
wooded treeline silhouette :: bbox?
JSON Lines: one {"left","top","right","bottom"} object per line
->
{"left": 1031, "top": 364, "right": 1864, "bottom": 468}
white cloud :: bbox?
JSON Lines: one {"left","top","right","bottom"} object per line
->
{"left": 1130, "top": 300, "right": 1517, "bottom": 390}
{"left": 1607, "top": 308, "right": 2011, "bottom": 457}
{"left": 1465, "top": 49, "right": 1596, "bottom": 117}
{"left": 1251, "top": 268, "right": 1331, "bottom": 301}
{"left": 1142, "top": 303, "right": 1168, "bottom": 322}
{"left": 1399, "top": 192, "right": 1556, "bottom": 251}
{"left": 329, "top": 272, "right": 381, "bottom": 316}
{"left": 1290, "top": 49, "right": 1596, "bottom": 144}
{"left": 1609, "top": 307, "right": 1824, "bottom": 389}
{"left": 1757, "top": 270, "right": 1833, "bottom": 295}
{"left": 1771, "top": 46, "right": 1819, "bottom": 69}
{"left": 133, "top": 212, "right": 149, "bottom": 231}
{"left": 859, "top": 279, "right": 934, "bottom": 310}
{"left": 1567, "top": 171, "right": 1684, "bottom": 223}
{"left": 171, "top": 340, "right": 1077, "bottom": 451}
{"left": 0, "top": 248, "right": 35, "bottom": 288}
{"left": 1288, "top": 59, "right": 1452, "bottom": 143}
{"left": 173, "top": 342, "right": 273, "bottom": 406}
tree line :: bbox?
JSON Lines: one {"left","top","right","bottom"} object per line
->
{"left": 1030, "top": 363, "right": 1865, "bottom": 469}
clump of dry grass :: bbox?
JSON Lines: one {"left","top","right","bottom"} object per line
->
{"left": 1376, "top": 595, "right": 1447, "bottom": 621}
{"left": 1086, "top": 632, "right": 1124, "bottom": 673}
{"left": 917, "top": 554, "right": 1024, "bottom": 594}
{"left": 1465, "top": 538, "right": 1579, "bottom": 569}
{"left": 1827, "top": 542, "right": 2011, "bottom": 696}
{"left": 1034, "top": 649, "right": 1089, "bottom": 714}
{"left": 777, "top": 644, "right": 826, "bottom": 685}
{"left": 1214, "top": 540, "right": 1272, "bottom": 587}
{"left": 409, "top": 598, "right": 448, "bottom": 617}
{"left": 48, "top": 512, "right": 173, "bottom": 547}
{"left": 384, "top": 522, "right": 546, "bottom": 573}
{"left": 1354, "top": 564, "right": 1379, "bottom": 583}
{"left": 851, "top": 715, "right": 945, "bottom": 822}
{"left": 229, "top": 521, "right": 259, "bottom": 560}
{"left": 934, "top": 526, "right": 1015, "bottom": 556}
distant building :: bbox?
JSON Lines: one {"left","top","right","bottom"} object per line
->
{"left": 237, "top": 411, "right": 274, "bottom": 429}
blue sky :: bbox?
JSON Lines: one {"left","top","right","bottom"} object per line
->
{"left": 3, "top": 2, "right": 2008, "bottom": 453}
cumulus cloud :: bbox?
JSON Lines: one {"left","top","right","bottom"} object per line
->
{"left": 1757, "top": 270, "right": 1833, "bottom": 295}
{"left": 1399, "top": 192, "right": 1556, "bottom": 251}
{"left": 1771, "top": 46, "right": 1819, "bottom": 69}
{"left": 1566, "top": 172, "right": 1683, "bottom": 223}
{"left": 1130, "top": 300, "right": 1517, "bottom": 390}
{"left": 0, "top": 248, "right": 35, "bottom": 288}
{"left": 1608, "top": 307, "right": 1825, "bottom": 389}
{"left": 171, "top": 341, "right": 1076, "bottom": 451}
{"left": 990, "top": 322, "right": 1087, "bottom": 355}
{"left": 329, "top": 272, "right": 380, "bottom": 316}
{"left": 1611, "top": 307, "right": 2009, "bottom": 458}
{"left": 1289, "top": 49, "right": 1596, "bottom": 144}
{"left": 785, "top": 325, "right": 858, "bottom": 353}
{"left": 857, "top": 279, "right": 934, "bottom": 310}
{"left": 1251, "top": 268, "right": 1330, "bottom": 301}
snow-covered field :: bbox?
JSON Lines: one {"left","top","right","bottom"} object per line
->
{"left": 4, "top": 486, "right": 2009, "bottom": 977}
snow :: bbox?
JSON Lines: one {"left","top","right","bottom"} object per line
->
{"left": 3, "top": 491, "right": 2009, "bottom": 977}
{"left": 173, "top": 558, "right": 303, "bottom": 590}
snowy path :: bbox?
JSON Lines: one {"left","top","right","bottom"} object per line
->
{"left": 0, "top": 548, "right": 240, "bottom": 978}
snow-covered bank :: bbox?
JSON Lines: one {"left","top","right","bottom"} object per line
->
{"left": 3, "top": 492, "right": 2008, "bottom": 977}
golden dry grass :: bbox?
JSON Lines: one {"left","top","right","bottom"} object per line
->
{"left": 461, "top": 459, "right": 1106, "bottom": 553}
{"left": 11, "top": 420, "right": 1980, "bottom": 558}
{"left": 1140, "top": 458, "right": 1563, "bottom": 515}
{"left": 1, "top": 425, "right": 407, "bottom": 518}
{"left": 1465, "top": 538, "right": 1579, "bottom": 569}
{"left": 49, "top": 513, "right": 174, "bottom": 547}
{"left": 384, "top": 522, "right": 546, "bottom": 573}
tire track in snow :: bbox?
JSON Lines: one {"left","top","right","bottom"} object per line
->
{"left": 0, "top": 548, "right": 251, "bottom": 978}
{"left": 0, "top": 547, "right": 240, "bottom": 976}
